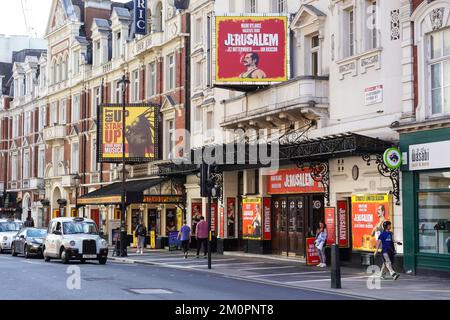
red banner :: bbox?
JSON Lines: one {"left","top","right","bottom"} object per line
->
{"left": 263, "top": 197, "right": 271, "bottom": 240}
{"left": 337, "top": 200, "right": 349, "bottom": 248}
{"left": 210, "top": 202, "right": 218, "bottom": 233}
{"left": 268, "top": 168, "right": 324, "bottom": 194}
{"left": 215, "top": 15, "right": 288, "bottom": 84}
{"left": 325, "top": 207, "right": 336, "bottom": 246}
{"left": 219, "top": 206, "right": 224, "bottom": 238}
{"left": 306, "top": 237, "right": 321, "bottom": 266}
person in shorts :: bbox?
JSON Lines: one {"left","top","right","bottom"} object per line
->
{"left": 178, "top": 220, "right": 191, "bottom": 259}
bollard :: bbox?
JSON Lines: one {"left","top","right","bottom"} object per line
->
{"left": 331, "top": 244, "right": 341, "bottom": 289}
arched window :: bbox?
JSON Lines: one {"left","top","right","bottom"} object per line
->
{"left": 147, "top": 8, "right": 152, "bottom": 34}
{"left": 155, "top": 2, "right": 163, "bottom": 32}
{"left": 57, "top": 57, "right": 62, "bottom": 83}
{"left": 51, "top": 59, "right": 57, "bottom": 84}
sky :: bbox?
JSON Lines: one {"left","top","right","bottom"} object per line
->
{"left": 0, "top": 0, "right": 129, "bottom": 38}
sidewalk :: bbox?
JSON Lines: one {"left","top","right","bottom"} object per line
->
{"left": 108, "top": 248, "right": 450, "bottom": 300}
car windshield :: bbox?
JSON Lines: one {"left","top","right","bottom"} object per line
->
{"left": 27, "top": 229, "right": 47, "bottom": 238}
{"left": 62, "top": 222, "right": 98, "bottom": 235}
{"left": 0, "top": 222, "right": 23, "bottom": 232}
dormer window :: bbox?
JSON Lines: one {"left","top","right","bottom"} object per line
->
{"left": 73, "top": 50, "right": 80, "bottom": 75}
{"left": 114, "top": 31, "right": 122, "bottom": 58}
{"left": 94, "top": 41, "right": 101, "bottom": 66}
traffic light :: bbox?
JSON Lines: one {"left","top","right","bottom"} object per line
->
{"left": 200, "top": 163, "right": 209, "bottom": 197}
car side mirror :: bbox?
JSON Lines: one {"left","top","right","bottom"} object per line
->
{"left": 99, "top": 231, "right": 104, "bottom": 236}
{"left": 53, "top": 230, "right": 62, "bottom": 235}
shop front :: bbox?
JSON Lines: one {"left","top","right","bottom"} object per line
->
{"left": 400, "top": 127, "right": 450, "bottom": 274}
{"left": 77, "top": 178, "right": 186, "bottom": 248}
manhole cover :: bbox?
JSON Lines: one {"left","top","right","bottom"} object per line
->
{"left": 127, "top": 288, "right": 174, "bottom": 295}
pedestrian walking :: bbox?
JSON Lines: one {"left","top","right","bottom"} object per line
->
{"left": 374, "top": 221, "right": 401, "bottom": 280}
{"left": 315, "top": 221, "right": 327, "bottom": 267}
{"left": 134, "top": 220, "right": 147, "bottom": 254}
{"left": 24, "top": 213, "right": 35, "bottom": 228}
{"left": 195, "top": 216, "right": 208, "bottom": 258}
{"left": 178, "top": 220, "right": 191, "bottom": 259}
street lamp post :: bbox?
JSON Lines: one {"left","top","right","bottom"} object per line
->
{"left": 118, "top": 74, "right": 130, "bottom": 257}
{"left": 73, "top": 174, "right": 81, "bottom": 217}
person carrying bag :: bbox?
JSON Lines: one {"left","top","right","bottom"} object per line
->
{"left": 315, "top": 221, "right": 327, "bottom": 267}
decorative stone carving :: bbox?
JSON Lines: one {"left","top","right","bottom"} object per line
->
{"left": 430, "top": 8, "right": 444, "bottom": 31}
{"left": 391, "top": 9, "right": 400, "bottom": 40}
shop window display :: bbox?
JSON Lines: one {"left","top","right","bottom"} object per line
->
{"left": 418, "top": 171, "right": 450, "bottom": 255}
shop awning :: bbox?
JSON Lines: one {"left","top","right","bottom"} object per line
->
{"left": 78, "top": 178, "right": 168, "bottom": 205}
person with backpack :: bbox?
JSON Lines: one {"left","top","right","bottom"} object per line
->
{"left": 178, "top": 220, "right": 191, "bottom": 259}
{"left": 135, "top": 220, "right": 147, "bottom": 254}
{"left": 374, "top": 221, "right": 402, "bottom": 280}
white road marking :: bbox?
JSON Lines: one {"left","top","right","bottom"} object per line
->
{"left": 247, "top": 271, "right": 328, "bottom": 278}
{"left": 238, "top": 266, "right": 296, "bottom": 271}
{"left": 194, "top": 262, "right": 264, "bottom": 268}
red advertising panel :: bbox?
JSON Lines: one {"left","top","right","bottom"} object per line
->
{"left": 263, "top": 197, "right": 271, "bottom": 240}
{"left": 268, "top": 168, "right": 324, "bottom": 194}
{"left": 306, "top": 238, "right": 321, "bottom": 266}
{"left": 214, "top": 15, "right": 288, "bottom": 85}
{"left": 325, "top": 207, "right": 336, "bottom": 246}
{"left": 219, "top": 206, "right": 224, "bottom": 238}
{"left": 210, "top": 202, "right": 218, "bottom": 233}
{"left": 337, "top": 200, "right": 349, "bottom": 248}
{"left": 351, "top": 194, "right": 391, "bottom": 252}
{"left": 242, "top": 197, "right": 262, "bottom": 240}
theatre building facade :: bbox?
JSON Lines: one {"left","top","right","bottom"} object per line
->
{"left": 189, "top": 0, "right": 406, "bottom": 266}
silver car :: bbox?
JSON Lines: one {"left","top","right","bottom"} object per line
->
{"left": 43, "top": 217, "right": 108, "bottom": 264}
{"left": 0, "top": 219, "right": 24, "bottom": 253}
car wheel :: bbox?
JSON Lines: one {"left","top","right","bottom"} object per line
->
{"left": 24, "top": 245, "right": 30, "bottom": 259}
{"left": 98, "top": 258, "right": 107, "bottom": 265}
{"left": 43, "top": 247, "right": 51, "bottom": 262}
{"left": 60, "top": 248, "right": 70, "bottom": 264}
{"left": 11, "top": 243, "right": 17, "bottom": 257}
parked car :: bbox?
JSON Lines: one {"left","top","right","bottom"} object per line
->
{"left": 43, "top": 217, "right": 108, "bottom": 264}
{"left": 11, "top": 228, "right": 47, "bottom": 258}
{"left": 0, "top": 219, "right": 24, "bottom": 253}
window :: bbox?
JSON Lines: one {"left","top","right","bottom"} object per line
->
{"left": 311, "top": 35, "right": 320, "bottom": 76}
{"left": 344, "top": 8, "right": 355, "bottom": 57}
{"left": 195, "top": 17, "right": 203, "bottom": 44}
{"left": 194, "top": 106, "right": 202, "bottom": 133}
{"left": 71, "top": 142, "right": 79, "bottom": 173}
{"left": 91, "top": 138, "right": 98, "bottom": 172}
{"left": 57, "top": 59, "right": 62, "bottom": 83}
{"left": 166, "top": 120, "right": 174, "bottom": 159}
{"left": 39, "top": 106, "right": 46, "bottom": 130}
{"left": 23, "top": 150, "right": 30, "bottom": 180}
{"left": 147, "top": 62, "right": 156, "bottom": 97}
{"left": 94, "top": 41, "right": 100, "bottom": 66}
{"left": 195, "top": 61, "right": 203, "bottom": 88}
{"left": 155, "top": 2, "right": 163, "bottom": 32}
{"left": 114, "top": 80, "right": 122, "bottom": 103}
{"left": 114, "top": 32, "right": 122, "bottom": 58}
{"left": 11, "top": 154, "right": 18, "bottom": 181}
{"left": 132, "top": 69, "right": 139, "bottom": 102}
{"left": 369, "top": 1, "right": 377, "bottom": 49}
{"left": 50, "top": 102, "right": 57, "bottom": 125}
{"left": 246, "top": 0, "right": 257, "bottom": 13}
{"left": 59, "top": 99, "right": 66, "bottom": 124}
{"left": 166, "top": 54, "right": 175, "bottom": 90}
{"left": 73, "top": 50, "right": 80, "bottom": 75}
{"left": 418, "top": 171, "right": 450, "bottom": 255}
{"left": 92, "top": 86, "right": 101, "bottom": 117}
{"left": 38, "top": 148, "right": 45, "bottom": 178}
{"left": 24, "top": 111, "right": 31, "bottom": 136}
{"left": 54, "top": 146, "right": 64, "bottom": 174}
{"left": 272, "top": 0, "right": 286, "bottom": 13}
{"left": 72, "top": 94, "right": 80, "bottom": 123}
{"left": 12, "top": 115, "right": 19, "bottom": 137}
{"left": 429, "top": 29, "right": 450, "bottom": 115}
{"left": 206, "top": 111, "right": 213, "bottom": 138}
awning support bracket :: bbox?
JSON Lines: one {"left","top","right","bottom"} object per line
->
{"left": 295, "top": 161, "right": 330, "bottom": 207}
{"left": 362, "top": 154, "right": 400, "bottom": 206}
